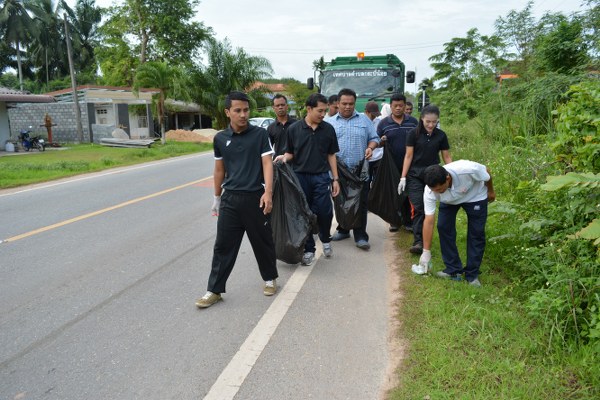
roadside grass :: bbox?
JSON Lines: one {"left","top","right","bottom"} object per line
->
{"left": 0, "top": 141, "right": 212, "bottom": 189}
{"left": 389, "top": 118, "right": 598, "bottom": 399}
{"left": 390, "top": 231, "right": 590, "bottom": 400}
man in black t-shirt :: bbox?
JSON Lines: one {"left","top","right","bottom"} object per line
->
{"left": 275, "top": 93, "right": 340, "bottom": 265}
{"left": 196, "top": 91, "right": 279, "bottom": 309}
{"left": 267, "top": 94, "right": 296, "bottom": 156}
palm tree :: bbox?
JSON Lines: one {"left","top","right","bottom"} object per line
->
{"left": 133, "top": 61, "right": 190, "bottom": 144}
{"left": 0, "top": 0, "right": 37, "bottom": 90}
{"left": 193, "top": 38, "right": 273, "bottom": 128}
{"left": 28, "top": 0, "right": 66, "bottom": 89}
{"left": 72, "top": 0, "right": 102, "bottom": 75}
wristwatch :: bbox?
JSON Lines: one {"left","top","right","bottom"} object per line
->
{"left": 332, "top": 177, "right": 339, "bottom": 182}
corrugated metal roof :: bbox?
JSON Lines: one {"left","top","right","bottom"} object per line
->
{"left": 0, "top": 87, "right": 55, "bottom": 103}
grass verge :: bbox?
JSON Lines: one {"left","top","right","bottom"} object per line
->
{"left": 388, "top": 186, "right": 597, "bottom": 399}
{"left": 0, "top": 141, "right": 212, "bottom": 189}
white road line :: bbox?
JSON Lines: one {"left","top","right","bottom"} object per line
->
{"left": 203, "top": 250, "right": 320, "bottom": 400}
{"left": 0, "top": 153, "right": 209, "bottom": 198}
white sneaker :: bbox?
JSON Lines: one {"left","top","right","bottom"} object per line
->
{"left": 411, "top": 263, "right": 431, "bottom": 275}
{"left": 301, "top": 252, "right": 315, "bottom": 265}
{"left": 323, "top": 243, "right": 333, "bottom": 258}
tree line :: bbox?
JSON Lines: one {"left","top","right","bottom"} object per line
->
{"left": 0, "top": 0, "right": 283, "bottom": 129}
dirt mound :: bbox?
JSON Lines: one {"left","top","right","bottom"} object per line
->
{"left": 166, "top": 129, "right": 217, "bottom": 143}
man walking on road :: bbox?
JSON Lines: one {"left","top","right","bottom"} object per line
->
{"left": 196, "top": 91, "right": 279, "bottom": 309}
{"left": 267, "top": 94, "right": 296, "bottom": 156}
{"left": 327, "top": 88, "right": 380, "bottom": 250}
{"left": 412, "top": 160, "right": 495, "bottom": 288}
{"left": 275, "top": 93, "right": 340, "bottom": 265}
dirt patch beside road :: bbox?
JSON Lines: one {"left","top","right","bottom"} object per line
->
{"left": 381, "top": 233, "right": 410, "bottom": 399}
{"left": 166, "top": 129, "right": 217, "bottom": 142}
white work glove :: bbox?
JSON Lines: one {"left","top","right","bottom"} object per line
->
{"left": 411, "top": 249, "right": 432, "bottom": 275}
{"left": 419, "top": 249, "right": 431, "bottom": 266}
{"left": 397, "top": 177, "right": 406, "bottom": 194}
{"left": 211, "top": 195, "right": 221, "bottom": 216}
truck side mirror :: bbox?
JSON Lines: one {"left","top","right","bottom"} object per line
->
{"left": 307, "top": 78, "right": 314, "bottom": 90}
{"left": 406, "top": 71, "right": 416, "bottom": 83}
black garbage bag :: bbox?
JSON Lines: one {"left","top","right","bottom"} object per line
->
{"left": 271, "top": 162, "right": 318, "bottom": 264}
{"left": 368, "top": 147, "right": 409, "bottom": 227}
{"left": 334, "top": 158, "right": 365, "bottom": 230}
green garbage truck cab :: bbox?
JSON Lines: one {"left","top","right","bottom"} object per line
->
{"left": 308, "top": 53, "right": 415, "bottom": 112}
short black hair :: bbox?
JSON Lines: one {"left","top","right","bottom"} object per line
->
{"left": 272, "top": 93, "right": 287, "bottom": 104}
{"left": 421, "top": 104, "right": 440, "bottom": 118}
{"left": 225, "top": 91, "right": 249, "bottom": 109}
{"left": 406, "top": 101, "right": 413, "bottom": 107}
{"left": 423, "top": 164, "right": 448, "bottom": 187}
{"left": 337, "top": 88, "right": 356, "bottom": 100}
{"left": 390, "top": 93, "right": 406, "bottom": 104}
{"left": 306, "top": 93, "right": 328, "bottom": 108}
{"left": 328, "top": 94, "right": 338, "bottom": 104}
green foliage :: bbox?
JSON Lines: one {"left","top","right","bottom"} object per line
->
{"left": 283, "top": 79, "right": 316, "bottom": 117}
{"left": 98, "top": 0, "right": 212, "bottom": 69}
{"left": 551, "top": 81, "right": 600, "bottom": 172}
{"left": 533, "top": 13, "right": 589, "bottom": 74}
{"left": 191, "top": 38, "right": 273, "bottom": 129}
{"left": 133, "top": 61, "right": 191, "bottom": 143}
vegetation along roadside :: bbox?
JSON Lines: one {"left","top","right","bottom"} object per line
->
{"left": 390, "top": 2, "right": 599, "bottom": 398}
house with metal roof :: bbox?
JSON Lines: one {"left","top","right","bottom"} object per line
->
{"left": 0, "top": 87, "right": 55, "bottom": 150}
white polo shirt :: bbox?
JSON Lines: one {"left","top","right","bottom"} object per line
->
{"left": 424, "top": 160, "right": 490, "bottom": 215}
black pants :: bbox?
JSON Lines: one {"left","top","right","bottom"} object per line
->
{"left": 406, "top": 175, "right": 426, "bottom": 245}
{"left": 207, "top": 190, "right": 278, "bottom": 293}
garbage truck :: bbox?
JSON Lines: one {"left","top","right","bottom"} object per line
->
{"left": 308, "top": 53, "right": 415, "bottom": 112}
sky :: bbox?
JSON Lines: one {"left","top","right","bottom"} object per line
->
{"left": 72, "top": 0, "right": 587, "bottom": 90}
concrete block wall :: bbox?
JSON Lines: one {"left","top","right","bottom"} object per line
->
{"left": 8, "top": 103, "right": 91, "bottom": 143}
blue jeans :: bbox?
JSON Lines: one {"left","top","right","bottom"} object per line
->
{"left": 295, "top": 172, "right": 334, "bottom": 253}
{"left": 437, "top": 199, "right": 488, "bottom": 282}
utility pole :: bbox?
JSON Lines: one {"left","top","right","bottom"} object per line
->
{"left": 63, "top": 13, "right": 84, "bottom": 143}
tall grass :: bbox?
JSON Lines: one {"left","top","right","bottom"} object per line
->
{"left": 392, "top": 82, "right": 599, "bottom": 398}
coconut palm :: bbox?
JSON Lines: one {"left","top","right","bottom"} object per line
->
{"left": 133, "top": 61, "right": 191, "bottom": 144}
{"left": 193, "top": 38, "right": 273, "bottom": 129}
{"left": 0, "top": 0, "right": 37, "bottom": 90}
{"left": 27, "top": 0, "right": 67, "bottom": 88}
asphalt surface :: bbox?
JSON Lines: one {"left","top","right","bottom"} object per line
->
{"left": 0, "top": 152, "right": 400, "bottom": 400}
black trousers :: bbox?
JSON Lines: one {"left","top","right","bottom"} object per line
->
{"left": 406, "top": 174, "right": 426, "bottom": 245}
{"left": 207, "top": 190, "right": 278, "bottom": 293}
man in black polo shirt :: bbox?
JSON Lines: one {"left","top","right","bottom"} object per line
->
{"left": 275, "top": 93, "right": 340, "bottom": 265}
{"left": 377, "top": 93, "right": 418, "bottom": 232}
{"left": 267, "top": 94, "right": 296, "bottom": 156}
{"left": 196, "top": 91, "right": 279, "bottom": 309}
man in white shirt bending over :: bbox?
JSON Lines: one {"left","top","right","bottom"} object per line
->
{"left": 412, "top": 160, "right": 495, "bottom": 287}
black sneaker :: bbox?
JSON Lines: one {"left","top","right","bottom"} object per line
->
{"left": 409, "top": 243, "right": 423, "bottom": 254}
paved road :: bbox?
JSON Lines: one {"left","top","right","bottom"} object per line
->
{"left": 0, "top": 153, "right": 398, "bottom": 400}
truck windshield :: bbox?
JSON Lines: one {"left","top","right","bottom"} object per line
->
{"left": 320, "top": 69, "right": 396, "bottom": 97}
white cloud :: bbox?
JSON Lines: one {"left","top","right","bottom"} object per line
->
{"left": 70, "top": 0, "right": 587, "bottom": 88}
